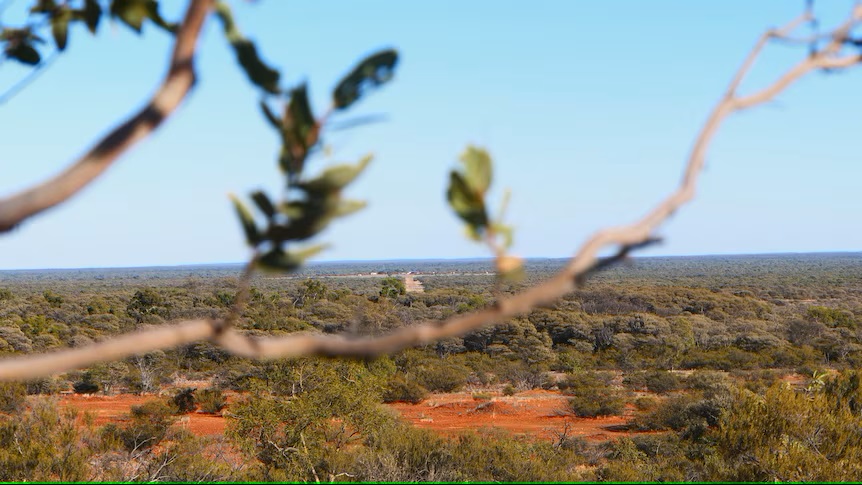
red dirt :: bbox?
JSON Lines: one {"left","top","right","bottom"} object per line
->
{"left": 59, "top": 394, "right": 227, "bottom": 436}
{"left": 60, "top": 389, "right": 642, "bottom": 442}
{"left": 389, "top": 389, "right": 636, "bottom": 442}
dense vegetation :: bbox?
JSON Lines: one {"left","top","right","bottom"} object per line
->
{"left": 0, "top": 253, "right": 861, "bottom": 481}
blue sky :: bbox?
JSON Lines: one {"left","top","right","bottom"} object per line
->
{"left": 1, "top": 0, "right": 860, "bottom": 269}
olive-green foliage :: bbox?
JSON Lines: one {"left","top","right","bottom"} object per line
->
{"left": 645, "top": 370, "right": 683, "bottom": 394}
{"left": 0, "top": 255, "right": 860, "bottom": 479}
{"left": 634, "top": 395, "right": 658, "bottom": 411}
{"left": 383, "top": 373, "right": 428, "bottom": 404}
{"left": 380, "top": 276, "right": 406, "bottom": 298}
{"left": 561, "top": 371, "right": 625, "bottom": 417}
{"left": 449, "top": 428, "right": 590, "bottom": 482}
{"left": 714, "top": 381, "right": 862, "bottom": 482}
{"left": 102, "top": 399, "right": 175, "bottom": 452}
{"left": 0, "top": 401, "right": 93, "bottom": 482}
{"left": 598, "top": 436, "right": 690, "bottom": 482}
{"left": 0, "top": 382, "right": 27, "bottom": 413}
{"left": 226, "top": 358, "right": 393, "bottom": 482}
{"left": 395, "top": 350, "right": 470, "bottom": 393}
{"left": 126, "top": 288, "right": 171, "bottom": 323}
{"left": 131, "top": 429, "right": 243, "bottom": 482}
{"left": 807, "top": 305, "right": 855, "bottom": 328}
{"left": 568, "top": 390, "right": 625, "bottom": 418}
{"left": 196, "top": 388, "right": 227, "bottom": 414}
{"left": 172, "top": 387, "right": 198, "bottom": 414}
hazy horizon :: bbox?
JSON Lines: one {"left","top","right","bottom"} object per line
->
{"left": 1, "top": 250, "right": 858, "bottom": 272}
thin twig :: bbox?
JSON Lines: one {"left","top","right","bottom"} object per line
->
{"left": 0, "top": 3, "right": 860, "bottom": 381}
{"left": 0, "top": 0, "right": 213, "bottom": 232}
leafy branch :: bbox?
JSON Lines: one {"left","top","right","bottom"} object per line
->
{"left": 447, "top": 146, "right": 522, "bottom": 278}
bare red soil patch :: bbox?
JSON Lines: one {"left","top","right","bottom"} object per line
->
{"left": 59, "top": 394, "right": 227, "bottom": 436}
{"left": 389, "top": 389, "right": 638, "bottom": 442}
{"left": 61, "top": 389, "right": 644, "bottom": 443}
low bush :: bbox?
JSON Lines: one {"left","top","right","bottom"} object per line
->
{"left": 172, "top": 388, "right": 198, "bottom": 414}
{"left": 196, "top": 388, "right": 227, "bottom": 414}
{"left": 569, "top": 388, "right": 625, "bottom": 418}
{"left": 0, "top": 382, "right": 27, "bottom": 413}
{"left": 644, "top": 371, "right": 682, "bottom": 394}
{"left": 103, "top": 399, "right": 175, "bottom": 452}
{"left": 383, "top": 375, "right": 428, "bottom": 404}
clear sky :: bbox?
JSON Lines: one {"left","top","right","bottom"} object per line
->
{"left": 1, "top": 1, "right": 860, "bottom": 269}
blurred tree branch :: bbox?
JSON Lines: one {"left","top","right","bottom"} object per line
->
{"left": 0, "top": 0, "right": 212, "bottom": 233}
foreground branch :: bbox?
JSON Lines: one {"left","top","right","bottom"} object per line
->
{"left": 0, "top": 0, "right": 213, "bottom": 233}
{"left": 0, "top": 4, "right": 860, "bottom": 380}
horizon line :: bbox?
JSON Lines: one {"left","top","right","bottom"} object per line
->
{"left": 1, "top": 249, "right": 859, "bottom": 272}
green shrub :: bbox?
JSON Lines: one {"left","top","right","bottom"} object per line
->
{"left": 72, "top": 379, "right": 99, "bottom": 394}
{"left": 172, "top": 388, "right": 198, "bottom": 414}
{"left": 622, "top": 372, "right": 648, "bottom": 391}
{"left": 109, "top": 399, "right": 175, "bottom": 452}
{"left": 0, "top": 382, "right": 27, "bottom": 413}
{"left": 636, "top": 392, "right": 728, "bottom": 434}
{"left": 415, "top": 361, "right": 469, "bottom": 393}
{"left": 807, "top": 305, "right": 855, "bottom": 328}
{"left": 644, "top": 371, "right": 682, "bottom": 394}
{"left": 383, "top": 375, "right": 428, "bottom": 404}
{"left": 502, "top": 383, "right": 517, "bottom": 396}
{"left": 558, "top": 371, "right": 616, "bottom": 392}
{"left": 569, "top": 388, "right": 625, "bottom": 418}
{"left": 197, "top": 388, "right": 227, "bottom": 414}
{"left": 24, "top": 377, "right": 59, "bottom": 395}
{"left": 634, "top": 396, "right": 658, "bottom": 412}
{"left": 0, "top": 401, "right": 92, "bottom": 481}
{"left": 685, "top": 370, "right": 731, "bottom": 393}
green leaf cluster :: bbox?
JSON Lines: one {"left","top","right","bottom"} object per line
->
{"left": 231, "top": 46, "right": 398, "bottom": 273}
{"left": 213, "top": 1, "right": 280, "bottom": 94}
{"left": 446, "top": 146, "right": 520, "bottom": 277}
{"left": 2, "top": 0, "right": 174, "bottom": 65}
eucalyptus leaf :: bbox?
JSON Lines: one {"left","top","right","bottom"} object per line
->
{"left": 333, "top": 49, "right": 398, "bottom": 110}
{"left": 229, "top": 195, "right": 261, "bottom": 246}
{"left": 51, "top": 8, "right": 72, "bottom": 51}
{"left": 259, "top": 100, "right": 282, "bottom": 130}
{"left": 333, "top": 199, "right": 367, "bottom": 218}
{"left": 286, "top": 85, "right": 316, "bottom": 144}
{"left": 257, "top": 244, "right": 329, "bottom": 272}
{"left": 110, "top": 0, "right": 176, "bottom": 33}
{"left": 460, "top": 146, "right": 492, "bottom": 195}
{"left": 110, "top": 0, "right": 148, "bottom": 32}
{"left": 214, "top": 0, "right": 280, "bottom": 94}
{"left": 279, "top": 85, "right": 319, "bottom": 177}
{"left": 233, "top": 39, "right": 280, "bottom": 94}
{"left": 143, "top": 0, "right": 178, "bottom": 33}
{"left": 5, "top": 43, "right": 41, "bottom": 65}
{"left": 79, "top": 0, "right": 102, "bottom": 34}
{"left": 302, "top": 155, "right": 372, "bottom": 192}
{"left": 447, "top": 171, "right": 488, "bottom": 230}
{"left": 250, "top": 191, "right": 276, "bottom": 219}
